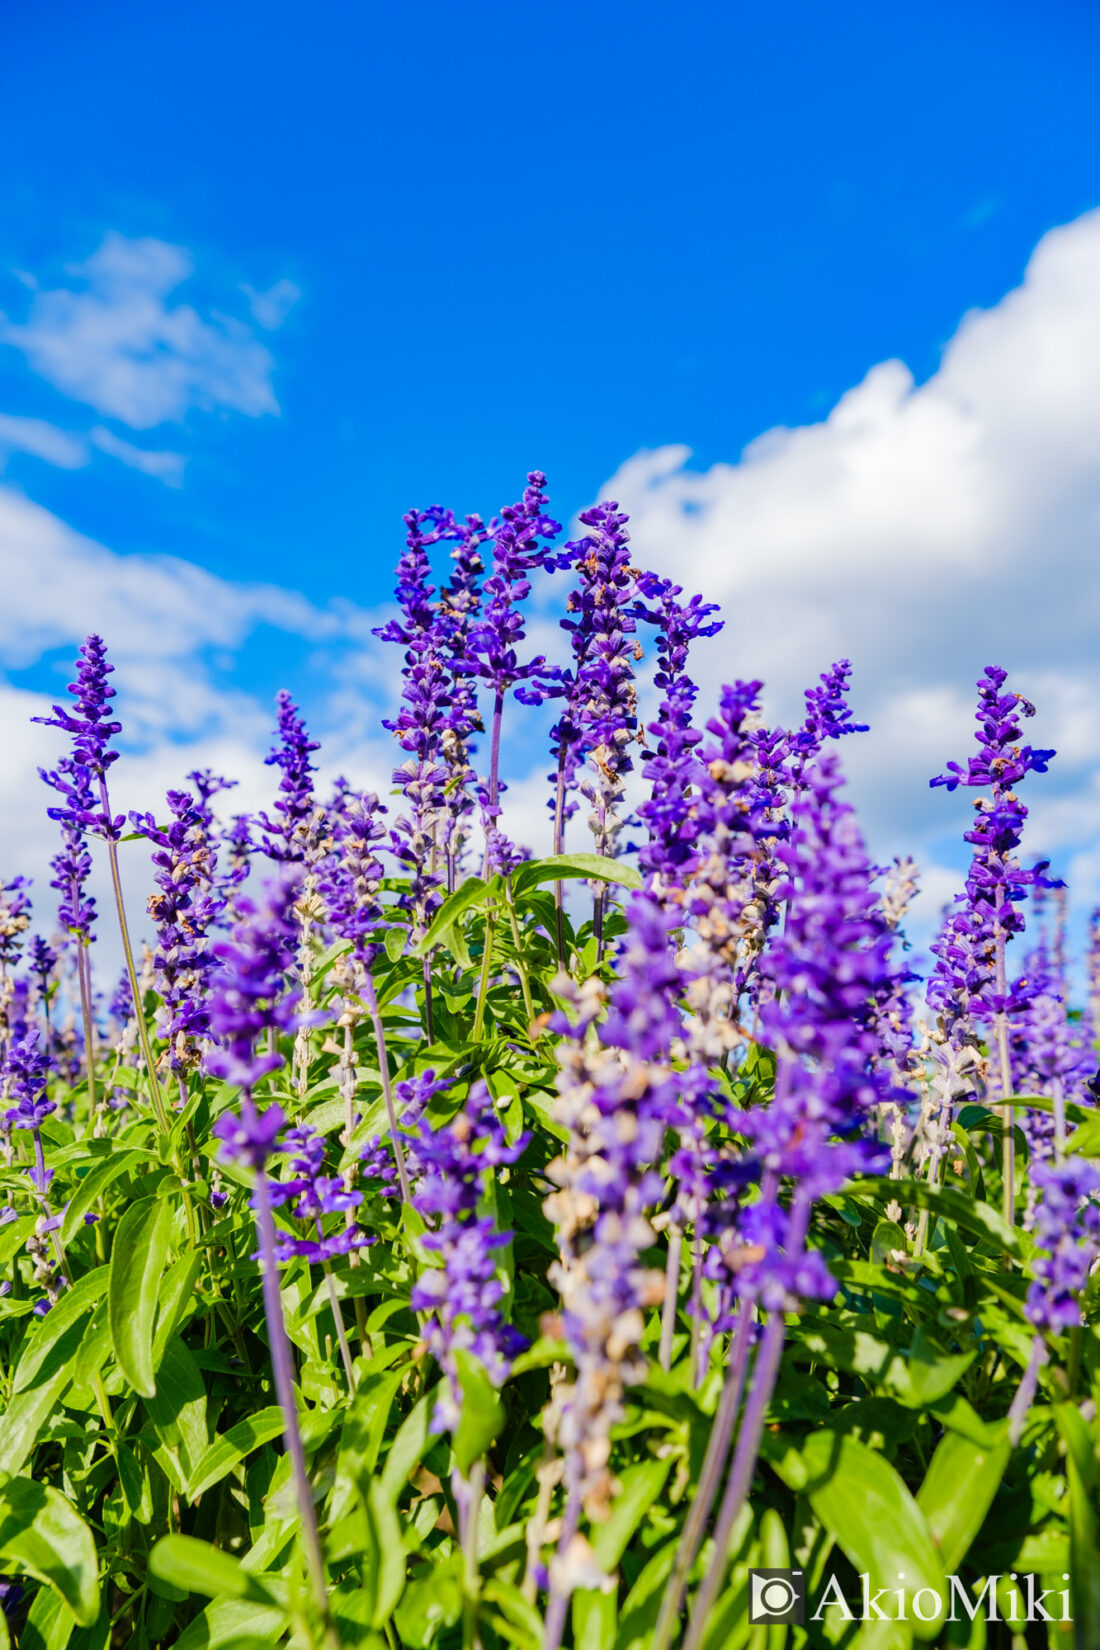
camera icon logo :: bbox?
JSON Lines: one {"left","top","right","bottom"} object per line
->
{"left": 748, "top": 1569, "right": 805, "bottom": 1624}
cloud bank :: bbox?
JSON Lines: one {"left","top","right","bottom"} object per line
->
{"left": 599, "top": 208, "right": 1100, "bottom": 932}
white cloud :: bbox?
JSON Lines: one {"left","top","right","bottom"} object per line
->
{"left": 1, "top": 233, "right": 281, "bottom": 428}
{"left": 89, "top": 426, "right": 186, "bottom": 486}
{"left": 599, "top": 207, "right": 1100, "bottom": 938}
{"left": 0, "top": 412, "right": 87, "bottom": 469}
{"left": 241, "top": 278, "right": 301, "bottom": 330}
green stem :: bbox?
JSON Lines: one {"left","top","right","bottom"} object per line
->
{"left": 98, "top": 803, "right": 170, "bottom": 1138}
{"left": 503, "top": 882, "right": 534, "bottom": 1024}
{"left": 321, "top": 1253, "right": 356, "bottom": 1390}
{"left": 361, "top": 971, "right": 412, "bottom": 1204}
{"left": 73, "top": 936, "right": 98, "bottom": 1114}
{"left": 472, "top": 909, "right": 497, "bottom": 1042}
{"left": 461, "top": 1459, "right": 486, "bottom": 1650}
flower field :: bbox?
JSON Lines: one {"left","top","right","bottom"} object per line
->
{"left": 0, "top": 470, "right": 1096, "bottom": 1649}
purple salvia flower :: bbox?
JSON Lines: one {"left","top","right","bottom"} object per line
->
{"left": 1025, "top": 1159, "right": 1100, "bottom": 1332}
{"left": 35, "top": 635, "right": 125, "bottom": 839}
{"left": 217, "top": 814, "right": 254, "bottom": 909}
{"left": 675, "top": 756, "right": 895, "bottom": 1650}
{"left": 258, "top": 692, "right": 322, "bottom": 864}
{"left": 548, "top": 502, "right": 639, "bottom": 859}
{"left": 321, "top": 792, "right": 388, "bottom": 965}
{"left": 206, "top": 872, "right": 303, "bottom": 1090}
{"left": 687, "top": 680, "right": 770, "bottom": 1043}
{"left": 929, "top": 665, "right": 1054, "bottom": 1028}
{"left": 738, "top": 754, "right": 893, "bottom": 1293}
{"left": 267, "top": 1125, "right": 374, "bottom": 1264}
{"left": 542, "top": 892, "right": 691, "bottom": 1637}
{"left": 132, "top": 788, "right": 226, "bottom": 1072}
{"left": 866, "top": 857, "right": 921, "bottom": 1090}
{"left": 28, "top": 936, "right": 57, "bottom": 1000}
{"left": 634, "top": 574, "right": 723, "bottom": 890}
{"left": 372, "top": 509, "right": 454, "bottom": 937}
{"left": 929, "top": 667, "right": 1055, "bottom": 1221}
{"left": 108, "top": 968, "right": 132, "bottom": 1028}
{"left": 46, "top": 763, "right": 98, "bottom": 946}
{"left": 6, "top": 981, "right": 32, "bottom": 1048}
{"left": 437, "top": 515, "right": 490, "bottom": 886}
{"left": 1011, "top": 923, "right": 1092, "bottom": 1167}
{"left": 4, "top": 1031, "right": 55, "bottom": 1195}
{"left": 0, "top": 878, "right": 31, "bottom": 971}
{"left": 464, "top": 473, "right": 563, "bottom": 873}
{"left": 407, "top": 1080, "right": 528, "bottom": 1432}
{"left": 790, "top": 659, "right": 869, "bottom": 778}
{"left": 187, "top": 768, "right": 238, "bottom": 820}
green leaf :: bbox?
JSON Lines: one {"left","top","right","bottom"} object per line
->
{"left": 412, "top": 876, "right": 492, "bottom": 958}
{"left": 148, "top": 1535, "right": 283, "bottom": 1608}
{"left": 144, "top": 1336, "right": 209, "bottom": 1487}
{"left": 854, "top": 1177, "right": 1022, "bottom": 1258}
{"left": 1067, "top": 1113, "right": 1100, "bottom": 1158}
{"left": 512, "top": 854, "right": 642, "bottom": 897}
{"left": 60, "top": 1151, "right": 142, "bottom": 1245}
{"left": 173, "top": 1600, "right": 287, "bottom": 1650}
{"left": 0, "top": 1476, "right": 100, "bottom": 1626}
{"left": 12, "top": 1267, "right": 106, "bottom": 1394}
{"left": 482, "top": 1579, "right": 543, "bottom": 1650}
{"left": 0, "top": 1362, "right": 73, "bottom": 1479}
{"left": 452, "top": 1349, "right": 505, "bottom": 1476}
{"left": 870, "top": 1219, "right": 909, "bottom": 1269}
{"left": 573, "top": 1588, "right": 616, "bottom": 1650}
{"left": 153, "top": 1250, "right": 205, "bottom": 1360}
{"left": 796, "top": 1319, "right": 974, "bottom": 1408}
{"left": 591, "top": 1457, "right": 671, "bottom": 1571}
{"left": 379, "top": 1386, "right": 436, "bottom": 1501}
{"left": 108, "top": 1193, "right": 175, "bottom": 1396}
{"left": 20, "top": 1581, "right": 72, "bottom": 1650}
{"left": 365, "top": 1480, "right": 406, "bottom": 1627}
{"left": 916, "top": 1430, "right": 1011, "bottom": 1571}
{"left": 762, "top": 1429, "right": 947, "bottom": 1640}
{"left": 0, "top": 1215, "right": 34, "bottom": 1268}
{"left": 395, "top": 1555, "right": 463, "bottom": 1648}
{"left": 1056, "top": 1404, "right": 1100, "bottom": 1644}
{"left": 330, "top": 1370, "right": 406, "bottom": 1525}
{"left": 187, "top": 1406, "right": 286, "bottom": 1500}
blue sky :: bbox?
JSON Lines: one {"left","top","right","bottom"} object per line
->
{"left": 3, "top": 0, "right": 1100, "bottom": 949}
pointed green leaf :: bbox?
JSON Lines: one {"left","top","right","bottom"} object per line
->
{"left": 148, "top": 1535, "right": 283, "bottom": 1607}
{"left": 366, "top": 1479, "right": 406, "bottom": 1626}
{"left": 0, "top": 1363, "right": 72, "bottom": 1478}
{"left": 591, "top": 1457, "right": 671, "bottom": 1571}
{"left": 452, "top": 1349, "right": 504, "bottom": 1476}
{"left": 0, "top": 1475, "right": 100, "bottom": 1625}
{"left": 60, "top": 1151, "right": 142, "bottom": 1245}
{"left": 188, "top": 1407, "right": 287, "bottom": 1500}
{"left": 512, "top": 854, "right": 642, "bottom": 897}
{"left": 762, "top": 1429, "right": 947, "bottom": 1640}
{"left": 1056, "top": 1404, "right": 1100, "bottom": 1643}
{"left": 108, "top": 1193, "right": 174, "bottom": 1397}
{"left": 413, "top": 876, "right": 492, "bottom": 957}
{"left": 12, "top": 1267, "right": 107, "bottom": 1394}
{"left": 916, "top": 1430, "right": 1011, "bottom": 1571}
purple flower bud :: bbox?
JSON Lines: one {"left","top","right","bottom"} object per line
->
{"left": 634, "top": 575, "right": 722, "bottom": 887}
{"left": 258, "top": 692, "right": 322, "bottom": 863}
